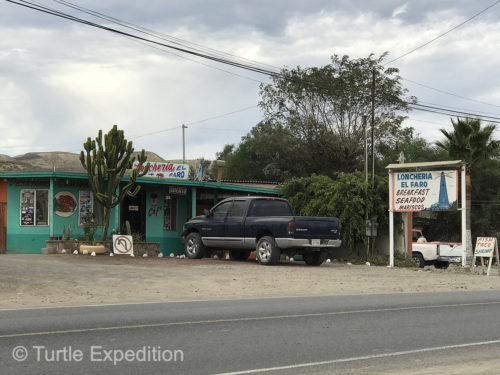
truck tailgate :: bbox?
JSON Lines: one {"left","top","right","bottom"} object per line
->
{"left": 293, "top": 217, "right": 340, "bottom": 239}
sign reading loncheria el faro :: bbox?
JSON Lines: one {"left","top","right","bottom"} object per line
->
{"left": 392, "top": 170, "right": 458, "bottom": 212}
{"left": 133, "top": 161, "right": 190, "bottom": 180}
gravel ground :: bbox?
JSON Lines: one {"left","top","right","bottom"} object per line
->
{"left": 1, "top": 254, "right": 499, "bottom": 309}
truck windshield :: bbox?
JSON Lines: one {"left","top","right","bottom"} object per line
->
{"left": 247, "top": 200, "right": 292, "bottom": 217}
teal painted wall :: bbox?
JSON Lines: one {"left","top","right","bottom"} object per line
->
{"left": 6, "top": 179, "right": 119, "bottom": 254}
{"left": 7, "top": 180, "right": 50, "bottom": 254}
{"left": 145, "top": 188, "right": 187, "bottom": 255}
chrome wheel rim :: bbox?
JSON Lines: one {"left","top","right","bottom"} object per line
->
{"left": 186, "top": 237, "right": 198, "bottom": 256}
{"left": 257, "top": 240, "right": 271, "bottom": 262}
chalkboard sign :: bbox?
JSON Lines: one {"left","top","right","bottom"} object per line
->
{"left": 20, "top": 190, "right": 35, "bottom": 226}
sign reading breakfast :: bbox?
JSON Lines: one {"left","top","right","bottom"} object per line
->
{"left": 133, "top": 161, "right": 189, "bottom": 180}
{"left": 392, "top": 170, "right": 458, "bottom": 212}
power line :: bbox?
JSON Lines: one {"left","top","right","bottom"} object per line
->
{"left": 52, "top": 0, "right": 281, "bottom": 74}
{"left": 6, "top": 0, "right": 281, "bottom": 77}
{"left": 386, "top": 1, "right": 500, "bottom": 65}
{"left": 403, "top": 77, "right": 500, "bottom": 109}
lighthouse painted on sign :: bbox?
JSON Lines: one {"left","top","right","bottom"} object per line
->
{"left": 392, "top": 170, "right": 458, "bottom": 212}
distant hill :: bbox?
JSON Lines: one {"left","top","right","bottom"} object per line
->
{"left": 0, "top": 151, "right": 167, "bottom": 172}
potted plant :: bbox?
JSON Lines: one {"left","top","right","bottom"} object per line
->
{"left": 80, "top": 221, "right": 106, "bottom": 254}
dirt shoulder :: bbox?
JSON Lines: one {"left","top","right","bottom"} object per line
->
{"left": 1, "top": 254, "right": 499, "bottom": 309}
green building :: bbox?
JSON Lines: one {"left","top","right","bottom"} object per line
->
{"left": 0, "top": 168, "right": 279, "bottom": 254}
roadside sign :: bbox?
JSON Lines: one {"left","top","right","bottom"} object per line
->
{"left": 471, "top": 237, "right": 499, "bottom": 276}
{"left": 391, "top": 170, "right": 458, "bottom": 212}
{"left": 113, "top": 235, "right": 134, "bottom": 255}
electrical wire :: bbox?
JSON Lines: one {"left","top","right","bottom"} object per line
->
{"left": 6, "top": 0, "right": 281, "bottom": 77}
{"left": 385, "top": 1, "right": 500, "bottom": 65}
{"left": 403, "top": 77, "right": 500, "bottom": 109}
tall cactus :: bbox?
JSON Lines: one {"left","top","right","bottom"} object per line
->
{"left": 80, "top": 125, "right": 150, "bottom": 240}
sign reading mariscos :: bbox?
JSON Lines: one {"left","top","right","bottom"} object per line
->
{"left": 392, "top": 170, "right": 458, "bottom": 212}
{"left": 133, "top": 161, "right": 189, "bottom": 180}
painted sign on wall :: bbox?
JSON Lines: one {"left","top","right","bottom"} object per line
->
{"left": 133, "top": 161, "right": 189, "bottom": 180}
{"left": 392, "top": 170, "right": 458, "bottom": 212}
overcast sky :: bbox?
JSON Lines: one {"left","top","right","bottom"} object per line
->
{"left": 1, "top": 0, "right": 500, "bottom": 161}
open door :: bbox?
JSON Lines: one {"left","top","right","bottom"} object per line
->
{"left": 121, "top": 190, "right": 146, "bottom": 238}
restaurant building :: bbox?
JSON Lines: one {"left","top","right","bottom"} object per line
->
{"left": 0, "top": 161, "right": 279, "bottom": 254}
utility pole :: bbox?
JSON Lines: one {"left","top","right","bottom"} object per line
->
{"left": 182, "top": 124, "right": 188, "bottom": 163}
{"left": 363, "top": 115, "right": 368, "bottom": 183}
{"left": 371, "top": 69, "right": 376, "bottom": 189}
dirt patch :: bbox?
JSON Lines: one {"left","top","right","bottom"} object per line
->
{"left": 1, "top": 254, "right": 499, "bottom": 309}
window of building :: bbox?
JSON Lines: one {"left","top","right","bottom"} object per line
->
{"left": 164, "top": 195, "right": 177, "bottom": 231}
{"left": 79, "top": 190, "right": 104, "bottom": 226}
{"left": 20, "top": 189, "right": 49, "bottom": 226}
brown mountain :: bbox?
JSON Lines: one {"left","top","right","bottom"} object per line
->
{"left": 0, "top": 151, "right": 167, "bottom": 173}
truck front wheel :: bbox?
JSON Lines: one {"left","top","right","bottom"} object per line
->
{"left": 256, "top": 236, "right": 280, "bottom": 265}
{"left": 184, "top": 232, "right": 206, "bottom": 259}
{"left": 412, "top": 252, "right": 425, "bottom": 268}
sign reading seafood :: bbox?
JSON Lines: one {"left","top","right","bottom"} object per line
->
{"left": 392, "top": 170, "right": 458, "bottom": 212}
{"left": 133, "top": 161, "right": 189, "bottom": 180}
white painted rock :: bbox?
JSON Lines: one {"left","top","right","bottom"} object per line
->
{"left": 109, "top": 253, "right": 114, "bottom": 257}
{"left": 326, "top": 258, "right": 331, "bottom": 263}
{"left": 180, "top": 255, "right": 186, "bottom": 259}
{"left": 347, "top": 262, "right": 353, "bottom": 266}
{"left": 73, "top": 250, "right": 78, "bottom": 255}
{"left": 130, "top": 253, "right": 135, "bottom": 257}
{"left": 365, "top": 261, "right": 371, "bottom": 266}
{"left": 143, "top": 253, "right": 148, "bottom": 257}
{"left": 61, "top": 249, "right": 66, "bottom": 254}
{"left": 91, "top": 252, "right": 96, "bottom": 257}
{"left": 213, "top": 255, "right": 219, "bottom": 260}
{"left": 169, "top": 253, "right": 175, "bottom": 258}
{"left": 158, "top": 253, "right": 163, "bottom": 258}
{"left": 290, "top": 258, "right": 294, "bottom": 262}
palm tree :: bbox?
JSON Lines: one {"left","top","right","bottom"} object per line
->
{"left": 435, "top": 118, "right": 499, "bottom": 165}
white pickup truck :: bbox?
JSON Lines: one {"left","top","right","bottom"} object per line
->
{"left": 412, "top": 229, "right": 462, "bottom": 268}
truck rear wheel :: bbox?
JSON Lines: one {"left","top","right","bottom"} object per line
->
{"left": 412, "top": 252, "right": 425, "bottom": 268}
{"left": 303, "top": 252, "right": 325, "bottom": 266}
{"left": 256, "top": 236, "right": 280, "bottom": 265}
{"left": 184, "top": 232, "right": 206, "bottom": 259}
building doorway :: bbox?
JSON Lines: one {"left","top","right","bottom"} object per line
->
{"left": 121, "top": 190, "right": 146, "bottom": 239}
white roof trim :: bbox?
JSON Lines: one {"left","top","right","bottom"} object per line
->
{"left": 386, "top": 160, "right": 464, "bottom": 170}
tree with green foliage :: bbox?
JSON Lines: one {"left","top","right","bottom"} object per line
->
{"left": 435, "top": 117, "right": 499, "bottom": 238}
{"left": 281, "top": 172, "right": 388, "bottom": 253}
{"left": 378, "top": 136, "right": 449, "bottom": 170}
{"left": 80, "top": 125, "right": 150, "bottom": 241}
{"left": 221, "top": 53, "right": 416, "bottom": 181}
{"left": 435, "top": 118, "right": 499, "bottom": 166}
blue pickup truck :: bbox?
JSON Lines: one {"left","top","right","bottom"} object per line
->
{"left": 181, "top": 196, "right": 341, "bottom": 266}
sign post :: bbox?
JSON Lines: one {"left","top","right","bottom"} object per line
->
{"left": 471, "top": 237, "right": 499, "bottom": 276}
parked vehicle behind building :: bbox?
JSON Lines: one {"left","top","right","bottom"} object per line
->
{"left": 411, "top": 229, "right": 462, "bottom": 268}
{"left": 182, "top": 197, "right": 341, "bottom": 266}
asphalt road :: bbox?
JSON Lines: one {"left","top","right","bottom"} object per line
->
{"left": 1, "top": 291, "right": 500, "bottom": 374}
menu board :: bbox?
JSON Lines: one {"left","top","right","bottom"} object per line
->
{"left": 20, "top": 190, "right": 35, "bottom": 226}
{"left": 79, "top": 190, "right": 93, "bottom": 225}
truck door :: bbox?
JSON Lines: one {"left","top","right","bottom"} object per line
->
{"left": 223, "top": 199, "right": 247, "bottom": 249}
{"left": 201, "top": 200, "right": 232, "bottom": 248}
